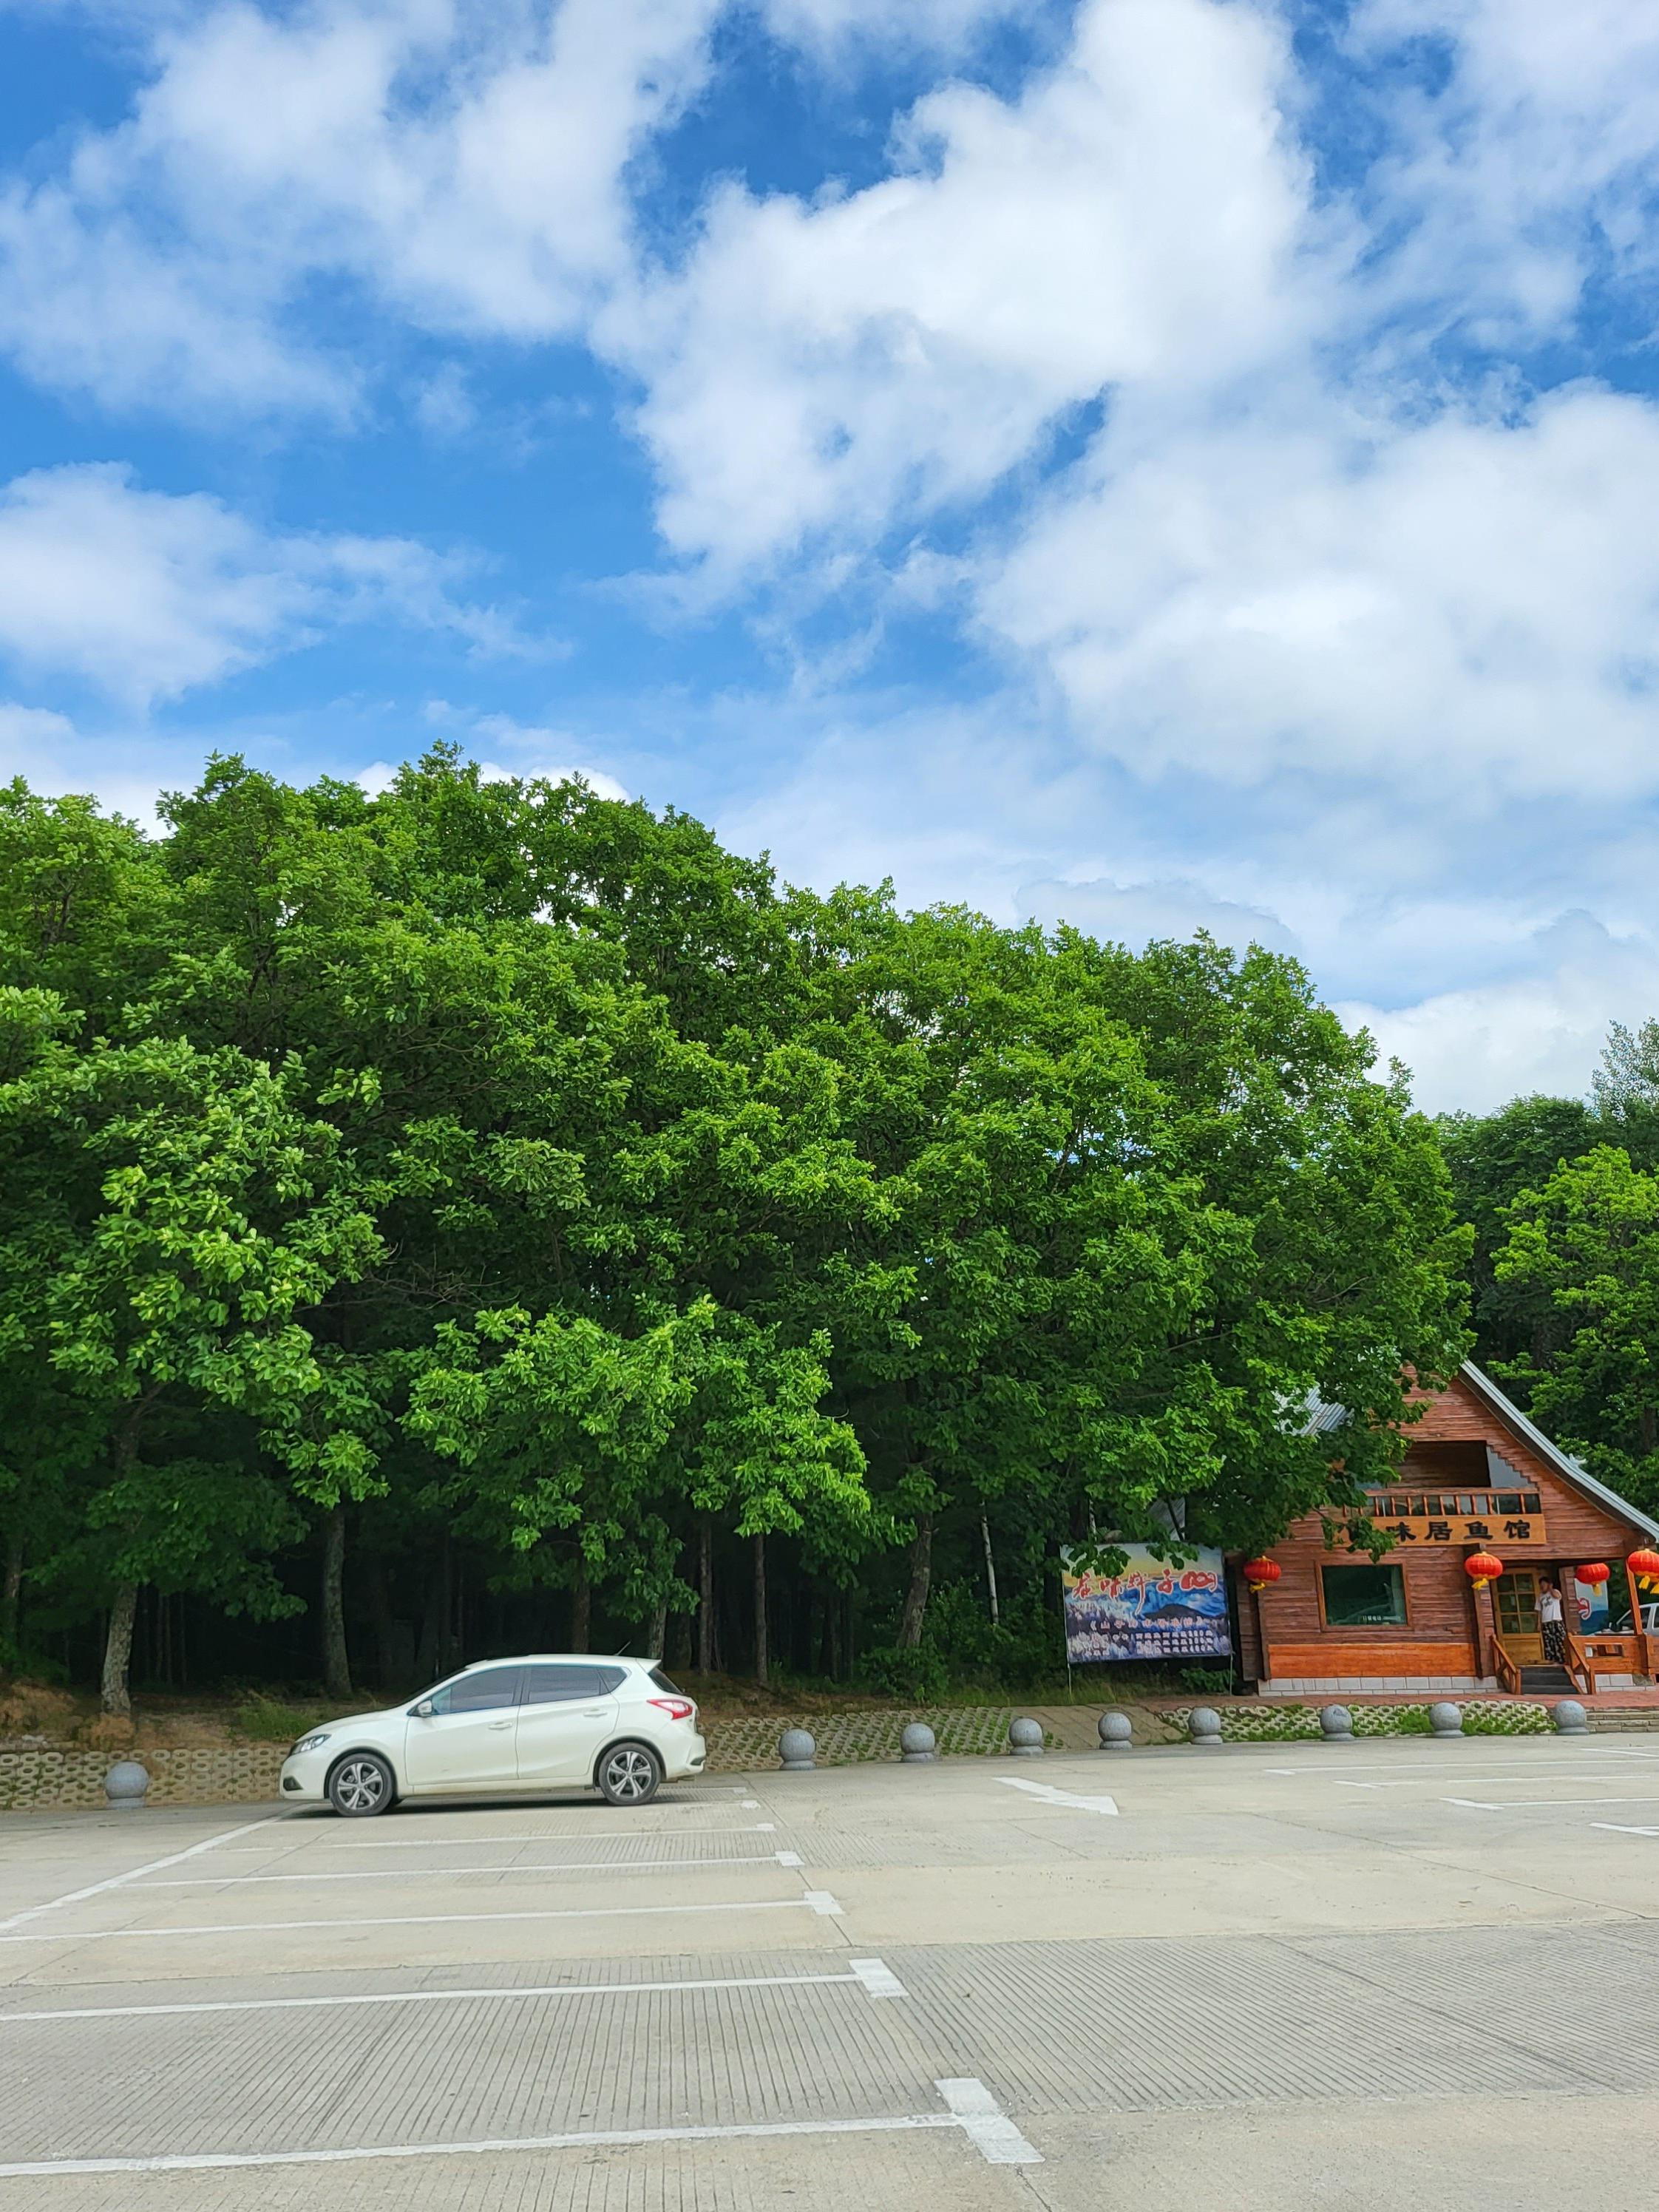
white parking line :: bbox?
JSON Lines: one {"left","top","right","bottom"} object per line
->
{"left": 1263, "top": 1751, "right": 1659, "bottom": 1775}
{"left": 848, "top": 1958, "right": 908, "bottom": 1998}
{"left": 309, "top": 1823, "right": 779, "bottom": 1849}
{"left": 0, "top": 1961, "right": 903, "bottom": 2023}
{"left": 1334, "top": 1772, "right": 1652, "bottom": 1790}
{"left": 0, "top": 1892, "right": 845, "bottom": 1944}
{"left": 1593, "top": 1823, "right": 1659, "bottom": 1837}
{"left": 997, "top": 1778, "right": 1119, "bottom": 1816}
{"left": 1443, "top": 1796, "right": 1659, "bottom": 1811}
{"left": 0, "top": 1816, "right": 286, "bottom": 1934}
{"left": 0, "top": 2077, "right": 1039, "bottom": 2177}
{"left": 135, "top": 1850, "right": 804, "bottom": 1887}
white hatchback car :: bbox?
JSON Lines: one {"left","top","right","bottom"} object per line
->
{"left": 279, "top": 1657, "right": 706, "bottom": 1817}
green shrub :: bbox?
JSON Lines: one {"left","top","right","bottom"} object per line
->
{"left": 1178, "top": 1664, "right": 1235, "bottom": 1696}
{"left": 856, "top": 1643, "right": 949, "bottom": 1702}
{"left": 234, "top": 1694, "right": 317, "bottom": 1743}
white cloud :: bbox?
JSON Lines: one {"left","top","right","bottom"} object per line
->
{"left": 980, "top": 383, "right": 1659, "bottom": 800}
{"left": 1019, "top": 874, "right": 1300, "bottom": 957}
{"left": 0, "top": 463, "right": 504, "bottom": 705}
{"left": 0, "top": 0, "right": 721, "bottom": 417}
{"left": 614, "top": 0, "right": 1315, "bottom": 568}
{"left": 1353, "top": 0, "right": 1659, "bottom": 342}
{"left": 1340, "top": 914, "right": 1659, "bottom": 1115}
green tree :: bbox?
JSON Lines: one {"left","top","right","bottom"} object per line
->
{"left": 1493, "top": 1144, "right": 1659, "bottom": 1514}
{"left": 0, "top": 1010, "right": 383, "bottom": 1712}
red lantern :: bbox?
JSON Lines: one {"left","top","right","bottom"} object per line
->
{"left": 1465, "top": 1552, "right": 1504, "bottom": 1591}
{"left": 1576, "top": 1561, "right": 1611, "bottom": 1588}
{"left": 1242, "top": 1556, "right": 1281, "bottom": 1595}
{"left": 1629, "top": 1548, "right": 1659, "bottom": 1586}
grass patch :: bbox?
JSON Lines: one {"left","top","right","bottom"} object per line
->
{"left": 232, "top": 1694, "right": 322, "bottom": 1743}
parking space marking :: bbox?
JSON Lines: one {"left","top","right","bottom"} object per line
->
{"left": 0, "top": 1961, "right": 904, "bottom": 2023}
{"left": 0, "top": 2077, "right": 1039, "bottom": 2177}
{"left": 1263, "top": 1751, "right": 1659, "bottom": 1775}
{"left": 314, "top": 1822, "right": 780, "bottom": 1849}
{"left": 848, "top": 1958, "right": 908, "bottom": 1998}
{"left": 0, "top": 1816, "right": 286, "bottom": 1934}
{"left": 1442, "top": 1795, "right": 1659, "bottom": 1811}
{"left": 135, "top": 1849, "right": 804, "bottom": 1887}
{"left": 996, "top": 1777, "right": 1119, "bottom": 1816}
{"left": 1592, "top": 1822, "right": 1659, "bottom": 1837}
{"left": 0, "top": 1891, "right": 846, "bottom": 1944}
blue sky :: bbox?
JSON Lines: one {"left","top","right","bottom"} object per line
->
{"left": 3, "top": 0, "right": 1659, "bottom": 1110}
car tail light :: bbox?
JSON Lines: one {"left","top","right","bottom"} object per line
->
{"left": 649, "top": 1696, "right": 696, "bottom": 1723}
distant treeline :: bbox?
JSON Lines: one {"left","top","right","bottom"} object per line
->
{"left": 0, "top": 748, "right": 1502, "bottom": 1711}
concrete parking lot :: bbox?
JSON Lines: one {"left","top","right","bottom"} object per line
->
{"left": 4, "top": 1733, "right": 1659, "bottom": 2209}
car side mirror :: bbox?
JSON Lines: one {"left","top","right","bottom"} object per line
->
{"left": 413, "top": 1698, "right": 435, "bottom": 1718}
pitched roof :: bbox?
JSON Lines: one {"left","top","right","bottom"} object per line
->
{"left": 1303, "top": 1360, "right": 1659, "bottom": 1544}
{"left": 1456, "top": 1360, "right": 1659, "bottom": 1545}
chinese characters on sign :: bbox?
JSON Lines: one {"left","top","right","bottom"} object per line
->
{"left": 1345, "top": 1510, "right": 1546, "bottom": 1550}
{"left": 1060, "top": 1544, "right": 1232, "bottom": 1664}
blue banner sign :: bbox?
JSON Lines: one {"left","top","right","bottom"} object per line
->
{"left": 1061, "top": 1544, "right": 1232, "bottom": 1663}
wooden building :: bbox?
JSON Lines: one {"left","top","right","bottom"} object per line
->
{"left": 1237, "top": 1363, "right": 1659, "bottom": 1698}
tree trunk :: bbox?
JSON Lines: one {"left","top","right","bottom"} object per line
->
{"left": 570, "top": 1560, "right": 591, "bottom": 1652}
{"left": 101, "top": 1581, "right": 140, "bottom": 1717}
{"left": 980, "top": 1513, "right": 1000, "bottom": 1627}
{"left": 753, "top": 1532, "right": 769, "bottom": 1689}
{"left": 696, "top": 1516, "right": 714, "bottom": 1672}
{"left": 1, "top": 1526, "right": 21, "bottom": 1651}
{"left": 321, "top": 1506, "right": 352, "bottom": 1703}
{"left": 364, "top": 1552, "right": 396, "bottom": 1694}
{"left": 648, "top": 1598, "right": 668, "bottom": 1663}
{"left": 896, "top": 1513, "right": 934, "bottom": 1649}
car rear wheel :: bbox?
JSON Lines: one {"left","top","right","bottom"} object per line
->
{"left": 328, "top": 1751, "right": 396, "bottom": 1818}
{"left": 597, "top": 1741, "right": 662, "bottom": 1807}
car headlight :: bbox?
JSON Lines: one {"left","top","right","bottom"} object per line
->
{"left": 291, "top": 1731, "right": 332, "bottom": 1756}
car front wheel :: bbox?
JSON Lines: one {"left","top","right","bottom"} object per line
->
{"left": 328, "top": 1751, "right": 396, "bottom": 1818}
{"left": 597, "top": 1742, "right": 662, "bottom": 1807}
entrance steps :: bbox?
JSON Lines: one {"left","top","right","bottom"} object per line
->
{"left": 1519, "top": 1666, "right": 1575, "bottom": 1692}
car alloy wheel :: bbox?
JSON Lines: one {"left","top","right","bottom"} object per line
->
{"left": 600, "top": 1744, "right": 660, "bottom": 1805}
{"left": 330, "top": 1755, "right": 391, "bottom": 1816}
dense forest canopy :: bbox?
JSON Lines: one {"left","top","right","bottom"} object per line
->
{"left": 0, "top": 750, "right": 1503, "bottom": 1711}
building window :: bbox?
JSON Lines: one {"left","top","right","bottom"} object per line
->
{"left": 1321, "top": 1564, "right": 1407, "bottom": 1627}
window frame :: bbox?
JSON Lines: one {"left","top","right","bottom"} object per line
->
{"left": 413, "top": 1664, "right": 525, "bottom": 1717}
{"left": 1317, "top": 1561, "right": 1411, "bottom": 1633}
{"left": 517, "top": 1663, "right": 628, "bottom": 1708}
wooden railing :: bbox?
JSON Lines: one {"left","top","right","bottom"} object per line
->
{"left": 1562, "top": 1633, "right": 1595, "bottom": 1697}
{"left": 1491, "top": 1641, "right": 1522, "bottom": 1696}
{"left": 1564, "top": 1631, "right": 1645, "bottom": 1694}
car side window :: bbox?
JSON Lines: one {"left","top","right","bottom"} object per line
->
{"left": 520, "top": 1663, "right": 625, "bottom": 1705}
{"left": 423, "top": 1666, "right": 522, "bottom": 1715}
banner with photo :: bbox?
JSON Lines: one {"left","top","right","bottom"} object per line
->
{"left": 1061, "top": 1544, "right": 1232, "bottom": 1664}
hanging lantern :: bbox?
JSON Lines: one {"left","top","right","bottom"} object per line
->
{"left": 1575, "top": 1561, "right": 1611, "bottom": 1588}
{"left": 1465, "top": 1552, "right": 1504, "bottom": 1590}
{"left": 1628, "top": 1548, "right": 1659, "bottom": 1587}
{"left": 1242, "top": 1556, "right": 1281, "bottom": 1594}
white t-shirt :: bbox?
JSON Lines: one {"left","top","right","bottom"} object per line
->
{"left": 1538, "top": 1589, "right": 1564, "bottom": 1624}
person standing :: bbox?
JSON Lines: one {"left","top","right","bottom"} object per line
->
{"left": 1538, "top": 1577, "right": 1566, "bottom": 1666}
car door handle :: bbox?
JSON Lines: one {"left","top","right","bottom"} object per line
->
{"left": 581, "top": 1707, "right": 608, "bottom": 1717}
{"left": 487, "top": 1719, "right": 513, "bottom": 1730}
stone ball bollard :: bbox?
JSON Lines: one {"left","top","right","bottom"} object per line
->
{"left": 900, "top": 1722, "right": 937, "bottom": 1763}
{"left": 1429, "top": 1701, "right": 1465, "bottom": 1738}
{"left": 1098, "top": 1711, "right": 1134, "bottom": 1751}
{"left": 778, "top": 1728, "right": 816, "bottom": 1771}
{"left": 1320, "top": 1704, "right": 1354, "bottom": 1741}
{"left": 1187, "top": 1706, "right": 1224, "bottom": 1747}
{"left": 1008, "top": 1716, "right": 1045, "bottom": 1757}
{"left": 104, "top": 1759, "right": 150, "bottom": 1811}
{"left": 1553, "top": 1699, "right": 1589, "bottom": 1736}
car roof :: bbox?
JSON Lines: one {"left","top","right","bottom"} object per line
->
{"left": 456, "top": 1653, "right": 655, "bottom": 1671}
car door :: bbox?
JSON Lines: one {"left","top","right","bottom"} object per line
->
{"left": 403, "top": 1665, "right": 524, "bottom": 1791}
{"left": 515, "top": 1663, "right": 625, "bottom": 1787}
